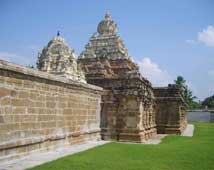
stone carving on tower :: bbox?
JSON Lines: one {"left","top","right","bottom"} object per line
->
{"left": 37, "top": 32, "right": 85, "bottom": 83}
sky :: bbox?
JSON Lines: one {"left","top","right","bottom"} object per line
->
{"left": 0, "top": 0, "right": 213, "bottom": 100}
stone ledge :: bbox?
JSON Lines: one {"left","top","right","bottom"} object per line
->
{"left": 0, "top": 129, "right": 101, "bottom": 151}
{"left": 155, "top": 97, "right": 187, "bottom": 105}
{"left": 181, "top": 124, "right": 194, "bottom": 137}
{"left": 67, "top": 128, "right": 100, "bottom": 137}
{"left": 0, "top": 59, "right": 103, "bottom": 93}
{"left": 0, "top": 140, "right": 110, "bottom": 170}
{"left": 157, "top": 124, "right": 181, "bottom": 128}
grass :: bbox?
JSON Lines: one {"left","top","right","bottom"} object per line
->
{"left": 30, "top": 123, "right": 214, "bottom": 170}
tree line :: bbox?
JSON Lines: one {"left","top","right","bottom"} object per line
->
{"left": 174, "top": 76, "right": 214, "bottom": 110}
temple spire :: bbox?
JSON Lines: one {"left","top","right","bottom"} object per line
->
{"left": 105, "top": 10, "right": 111, "bottom": 20}
{"left": 57, "top": 31, "right": 60, "bottom": 37}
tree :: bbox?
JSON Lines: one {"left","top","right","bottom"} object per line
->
{"left": 174, "top": 76, "right": 186, "bottom": 87}
{"left": 174, "top": 76, "right": 186, "bottom": 95}
{"left": 188, "top": 100, "right": 201, "bottom": 110}
{"left": 202, "top": 95, "right": 214, "bottom": 109}
{"left": 174, "top": 76, "right": 197, "bottom": 108}
{"left": 183, "top": 87, "right": 197, "bottom": 105}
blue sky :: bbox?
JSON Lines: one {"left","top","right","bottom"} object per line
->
{"left": 0, "top": 0, "right": 213, "bottom": 100}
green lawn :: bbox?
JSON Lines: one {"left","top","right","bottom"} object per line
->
{"left": 30, "top": 123, "right": 214, "bottom": 170}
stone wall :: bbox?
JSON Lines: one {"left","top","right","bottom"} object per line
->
{"left": 154, "top": 85, "right": 187, "bottom": 134}
{"left": 0, "top": 60, "right": 102, "bottom": 162}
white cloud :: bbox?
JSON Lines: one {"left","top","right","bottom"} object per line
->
{"left": 0, "top": 52, "right": 31, "bottom": 66}
{"left": 186, "top": 39, "right": 197, "bottom": 45}
{"left": 0, "top": 52, "right": 19, "bottom": 61}
{"left": 198, "top": 25, "right": 214, "bottom": 47}
{"left": 208, "top": 70, "right": 214, "bottom": 76}
{"left": 137, "top": 57, "right": 173, "bottom": 87}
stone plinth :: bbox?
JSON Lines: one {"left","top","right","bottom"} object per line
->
{"left": 154, "top": 85, "right": 187, "bottom": 134}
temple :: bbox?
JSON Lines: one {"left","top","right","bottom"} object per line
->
{"left": 38, "top": 11, "right": 187, "bottom": 142}
{"left": 0, "top": 11, "right": 188, "bottom": 163}
{"left": 77, "top": 11, "right": 187, "bottom": 142}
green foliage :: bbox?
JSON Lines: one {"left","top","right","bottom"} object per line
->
{"left": 174, "top": 76, "right": 214, "bottom": 110}
{"left": 30, "top": 123, "right": 214, "bottom": 170}
{"left": 174, "top": 75, "right": 186, "bottom": 87}
{"left": 202, "top": 95, "right": 214, "bottom": 109}
{"left": 174, "top": 76, "right": 197, "bottom": 109}
{"left": 26, "top": 65, "right": 35, "bottom": 68}
{"left": 188, "top": 100, "right": 202, "bottom": 110}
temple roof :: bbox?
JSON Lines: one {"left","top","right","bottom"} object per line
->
{"left": 37, "top": 32, "right": 85, "bottom": 83}
{"left": 40, "top": 32, "right": 74, "bottom": 58}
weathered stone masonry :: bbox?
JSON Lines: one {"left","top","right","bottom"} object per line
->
{"left": 0, "top": 60, "right": 102, "bottom": 162}
{"left": 154, "top": 85, "right": 187, "bottom": 134}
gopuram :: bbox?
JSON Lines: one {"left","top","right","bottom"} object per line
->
{"left": 78, "top": 11, "right": 187, "bottom": 142}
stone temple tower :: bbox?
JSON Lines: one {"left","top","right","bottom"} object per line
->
{"left": 78, "top": 11, "right": 157, "bottom": 142}
{"left": 37, "top": 32, "right": 85, "bottom": 83}
{"left": 79, "top": 11, "right": 129, "bottom": 60}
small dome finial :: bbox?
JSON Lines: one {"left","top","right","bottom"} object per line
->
{"left": 97, "top": 10, "right": 117, "bottom": 35}
{"left": 57, "top": 31, "right": 60, "bottom": 36}
{"left": 105, "top": 10, "right": 111, "bottom": 20}
{"left": 53, "top": 31, "right": 65, "bottom": 42}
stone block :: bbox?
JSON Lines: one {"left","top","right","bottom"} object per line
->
{"left": 18, "top": 91, "right": 29, "bottom": 98}
{"left": 6, "top": 77, "right": 23, "bottom": 87}
{"left": 0, "top": 88, "right": 11, "bottom": 98}
{"left": 46, "top": 101, "right": 56, "bottom": 108}
{"left": 126, "top": 117, "right": 137, "bottom": 128}
{"left": 11, "top": 99, "right": 28, "bottom": 107}
{"left": 12, "top": 107, "right": 26, "bottom": 114}
{"left": 1, "top": 97, "right": 11, "bottom": 105}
